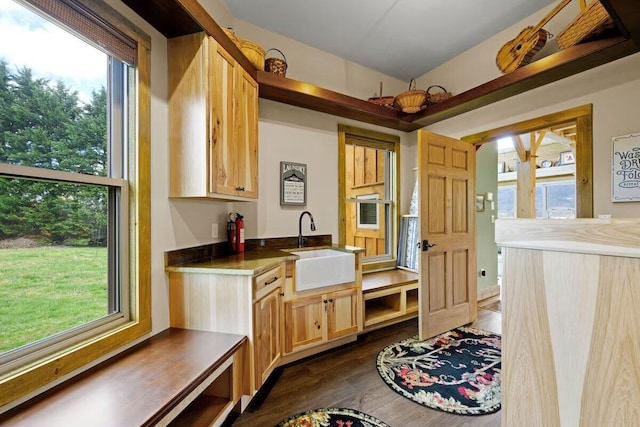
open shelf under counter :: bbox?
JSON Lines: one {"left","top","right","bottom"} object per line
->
{"left": 362, "top": 269, "right": 419, "bottom": 331}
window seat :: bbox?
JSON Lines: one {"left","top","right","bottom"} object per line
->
{"left": 0, "top": 329, "right": 247, "bottom": 427}
{"left": 362, "top": 269, "right": 419, "bottom": 331}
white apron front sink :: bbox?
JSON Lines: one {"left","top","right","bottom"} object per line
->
{"left": 290, "top": 249, "right": 355, "bottom": 291}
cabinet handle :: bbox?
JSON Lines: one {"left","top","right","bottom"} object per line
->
{"left": 265, "top": 277, "right": 279, "bottom": 286}
{"left": 279, "top": 292, "right": 284, "bottom": 297}
{"left": 329, "top": 299, "right": 334, "bottom": 303}
{"left": 236, "top": 186, "right": 245, "bottom": 191}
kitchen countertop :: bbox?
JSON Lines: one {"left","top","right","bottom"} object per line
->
{"left": 165, "top": 244, "right": 364, "bottom": 276}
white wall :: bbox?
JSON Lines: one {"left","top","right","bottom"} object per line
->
{"left": 111, "top": 0, "right": 640, "bottom": 335}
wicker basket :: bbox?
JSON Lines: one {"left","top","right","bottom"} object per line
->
{"left": 393, "top": 79, "right": 427, "bottom": 113}
{"left": 426, "top": 85, "right": 452, "bottom": 105}
{"left": 557, "top": 0, "right": 615, "bottom": 49}
{"left": 239, "top": 38, "right": 265, "bottom": 70}
{"left": 264, "top": 48, "right": 288, "bottom": 76}
{"left": 367, "top": 82, "right": 395, "bottom": 108}
{"left": 222, "top": 28, "right": 241, "bottom": 49}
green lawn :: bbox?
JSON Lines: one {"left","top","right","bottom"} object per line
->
{"left": 0, "top": 246, "right": 108, "bottom": 353}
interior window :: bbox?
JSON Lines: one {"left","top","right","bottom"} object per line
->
{"left": 338, "top": 125, "right": 399, "bottom": 270}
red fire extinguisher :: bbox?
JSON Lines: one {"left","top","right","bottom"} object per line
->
{"left": 227, "top": 215, "right": 237, "bottom": 253}
{"left": 235, "top": 214, "right": 245, "bottom": 253}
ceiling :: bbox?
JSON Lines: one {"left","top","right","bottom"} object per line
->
{"left": 223, "top": 0, "right": 557, "bottom": 81}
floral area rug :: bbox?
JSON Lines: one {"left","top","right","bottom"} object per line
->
{"left": 376, "top": 327, "right": 501, "bottom": 415}
{"left": 275, "top": 407, "right": 390, "bottom": 427}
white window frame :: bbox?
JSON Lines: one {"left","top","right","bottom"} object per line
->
{"left": 356, "top": 193, "right": 380, "bottom": 229}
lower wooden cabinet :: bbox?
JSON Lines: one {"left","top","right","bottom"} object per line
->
{"left": 284, "top": 287, "right": 359, "bottom": 354}
{"left": 253, "top": 287, "right": 281, "bottom": 385}
{"left": 168, "top": 263, "right": 284, "bottom": 400}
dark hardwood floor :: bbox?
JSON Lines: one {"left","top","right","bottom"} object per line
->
{"left": 231, "top": 304, "right": 502, "bottom": 427}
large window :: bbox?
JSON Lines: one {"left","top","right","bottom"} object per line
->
{"left": 338, "top": 125, "right": 399, "bottom": 270}
{"left": 498, "top": 180, "right": 576, "bottom": 219}
{"left": 0, "top": 0, "right": 150, "bottom": 407}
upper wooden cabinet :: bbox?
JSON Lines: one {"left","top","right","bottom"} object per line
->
{"left": 168, "top": 32, "right": 258, "bottom": 200}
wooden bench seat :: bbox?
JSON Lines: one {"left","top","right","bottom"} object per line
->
{"left": 0, "top": 329, "right": 247, "bottom": 427}
{"left": 362, "top": 269, "right": 419, "bottom": 331}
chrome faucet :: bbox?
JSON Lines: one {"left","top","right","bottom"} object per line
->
{"left": 298, "top": 211, "right": 316, "bottom": 248}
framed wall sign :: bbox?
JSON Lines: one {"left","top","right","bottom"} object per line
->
{"left": 280, "top": 161, "right": 307, "bottom": 206}
{"left": 559, "top": 150, "right": 575, "bottom": 165}
{"left": 612, "top": 133, "right": 640, "bottom": 202}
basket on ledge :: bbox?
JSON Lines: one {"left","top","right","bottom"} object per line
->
{"left": 556, "top": 0, "right": 615, "bottom": 49}
{"left": 264, "top": 48, "right": 288, "bottom": 76}
{"left": 393, "top": 79, "right": 427, "bottom": 113}
{"left": 367, "top": 81, "right": 395, "bottom": 108}
{"left": 426, "top": 85, "right": 452, "bottom": 105}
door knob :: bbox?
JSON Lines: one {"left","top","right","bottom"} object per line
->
{"left": 422, "top": 239, "right": 437, "bottom": 251}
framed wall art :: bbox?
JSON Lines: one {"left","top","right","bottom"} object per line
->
{"left": 280, "top": 161, "right": 307, "bottom": 206}
{"left": 612, "top": 133, "right": 640, "bottom": 202}
{"left": 559, "top": 150, "right": 575, "bottom": 165}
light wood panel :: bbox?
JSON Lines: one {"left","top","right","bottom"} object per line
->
{"left": 327, "top": 288, "right": 359, "bottom": 340}
{"left": 418, "top": 131, "right": 477, "bottom": 340}
{"left": 501, "top": 248, "right": 561, "bottom": 426}
{"left": 253, "top": 288, "right": 281, "bottom": 386}
{"left": 284, "top": 294, "right": 325, "bottom": 353}
{"left": 168, "top": 33, "right": 258, "bottom": 200}
{"left": 580, "top": 255, "right": 640, "bottom": 426}
{"left": 497, "top": 218, "right": 640, "bottom": 426}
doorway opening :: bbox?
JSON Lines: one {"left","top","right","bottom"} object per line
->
{"left": 463, "top": 104, "right": 594, "bottom": 295}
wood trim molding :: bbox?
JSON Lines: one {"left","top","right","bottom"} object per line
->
{"left": 463, "top": 104, "right": 593, "bottom": 218}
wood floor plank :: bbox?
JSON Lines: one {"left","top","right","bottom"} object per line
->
{"left": 230, "top": 307, "right": 502, "bottom": 426}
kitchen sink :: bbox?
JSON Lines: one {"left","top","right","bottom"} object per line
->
{"left": 290, "top": 249, "right": 355, "bottom": 291}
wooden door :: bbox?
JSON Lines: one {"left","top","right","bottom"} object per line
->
{"left": 418, "top": 131, "right": 477, "bottom": 340}
{"left": 284, "top": 294, "right": 325, "bottom": 353}
{"left": 327, "top": 288, "right": 359, "bottom": 340}
{"left": 210, "top": 41, "right": 237, "bottom": 196}
{"left": 254, "top": 287, "right": 281, "bottom": 386}
{"left": 234, "top": 67, "right": 258, "bottom": 198}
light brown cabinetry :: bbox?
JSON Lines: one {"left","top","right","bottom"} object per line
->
{"left": 252, "top": 267, "right": 282, "bottom": 385}
{"left": 168, "top": 32, "right": 258, "bottom": 200}
{"left": 168, "top": 263, "right": 283, "bottom": 399}
{"left": 284, "top": 287, "right": 360, "bottom": 354}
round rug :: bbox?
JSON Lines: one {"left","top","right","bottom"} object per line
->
{"left": 376, "top": 326, "right": 501, "bottom": 415}
{"left": 276, "top": 407, "right": 390, "bottom": 427}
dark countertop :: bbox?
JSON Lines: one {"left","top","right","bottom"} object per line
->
{"left": 165, "top": 244, "right": 365, "bottom": 276}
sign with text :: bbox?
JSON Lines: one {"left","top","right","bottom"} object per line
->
{"left": 280, "top": 161, "right": 307, "bottom": 206}
{"left": 612, "top": 133, "right": 640, "bottom": 202}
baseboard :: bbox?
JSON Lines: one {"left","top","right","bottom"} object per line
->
{"left": 477, "top": 284, "right": 500, "bottom": 302}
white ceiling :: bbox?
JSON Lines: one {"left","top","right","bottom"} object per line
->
{"left": 223, "top": 0, "right": 557, "bottom": 81}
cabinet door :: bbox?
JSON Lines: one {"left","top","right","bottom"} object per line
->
{"left": 327, "top": 288, "right": 359, "bottom": 340}
{"left": 234, "top": 67, "right": 258, "bottom": 198}
{"left": 210, "top": 42, "right": 238, "bottom": 197}
{"left": 254, "top": 287, "right": 281, "bottom": 387}
{"left": 284, "top": 295, "right": 325, "bottom": 353}
{"left": 168, "top": 32, "right": 209, "bottom": 198}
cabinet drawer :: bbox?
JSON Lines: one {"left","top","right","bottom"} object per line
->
{"left": 254, "top": 264, "right": 283, "bottom": 300}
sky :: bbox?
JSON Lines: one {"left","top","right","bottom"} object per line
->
{"left": 0, "top": 0, "right": 107, "bottom": 103}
